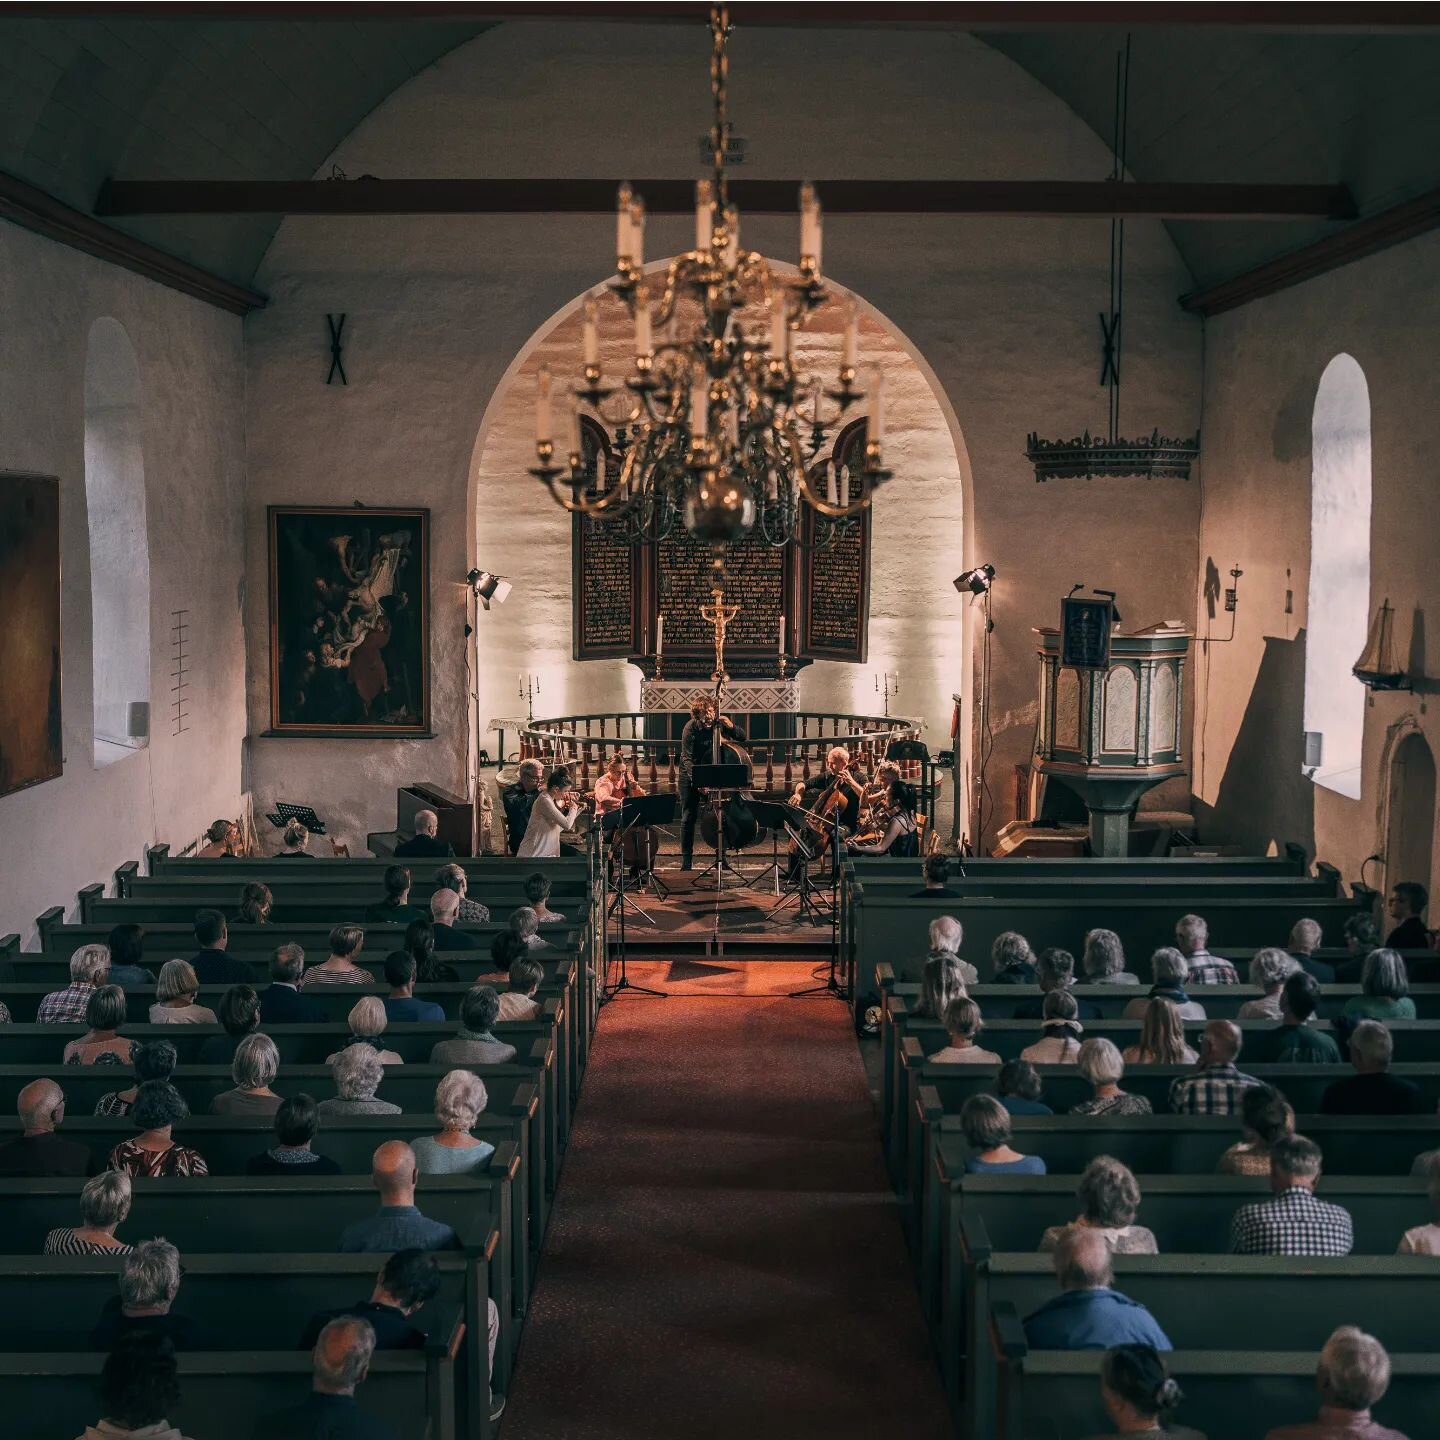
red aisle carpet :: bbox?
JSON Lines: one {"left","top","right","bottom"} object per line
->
{"left": 501, "top": 960, "right": 951, "bottom": 1439}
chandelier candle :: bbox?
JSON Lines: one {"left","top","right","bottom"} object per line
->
{"left": 535, "top": 365, "right": 552, "bottom": 444}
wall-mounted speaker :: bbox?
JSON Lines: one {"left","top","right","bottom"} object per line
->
{"left": 127, "top": 701, "right": 150, "bottom": 740}
{"left": 1303, "top": 731, "right": 1324, "bottom": 769}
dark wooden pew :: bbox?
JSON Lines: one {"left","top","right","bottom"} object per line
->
{"left": 144, "top": 848, "right": 590, "bottom": 883}
{"left": 844, "top": 854, "right": 1309, "bottom": 878}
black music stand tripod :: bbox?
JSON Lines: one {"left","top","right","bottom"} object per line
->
{"left": 605, "top": 794, "right": 676, "bottom": 926}
{"left": 749, "top": 799, "right": 831, "bottom": 926}
{"left": 789, "top": 802, "right": 848, "bottom": 1001}
{"left": 603, "top": 796, "right": 675, "bottom": 1002}
{"left": 689, "top": 761, "right": 752, "bottom": 894}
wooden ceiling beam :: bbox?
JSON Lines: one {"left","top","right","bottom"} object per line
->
{"left": 96, "top": 178, "right": 1356, "bottom": 221}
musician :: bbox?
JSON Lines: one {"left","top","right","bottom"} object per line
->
{"left": 790, "top": 746, "right": 867, "bottom": 833}
{"left": 678, "top": 697, "right": 749, "bottom": 871}
{"left": 516, "top": 769, "right": 583, "bottom": 859}
{"left": 594, "top": 754, "right": 650, "bottom": 879}
{"left": 501, "top": 758, "right": 545, "bottom": 855}
{"left": 847, "top": 778, "right": 920, "bottom": 857}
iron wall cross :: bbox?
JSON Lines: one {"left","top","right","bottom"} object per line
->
{"left": 326, "top": 313, "right": 347, "bottom": 385}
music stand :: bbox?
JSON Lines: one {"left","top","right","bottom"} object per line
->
{"left": 749, "top": 799, "right": 830, "bottom": 925}
{"left": 789, "top": 798, "right": 849, "bottom": 1001}
{"left": 603, "top": 796, "right": 671, "bottom": 1003}
{"left": 690, "top": 762, "right": 753, "bottom": 893}
{"left": 265, "top": 803, "right": 327, "bottom": 835}
{"left": 605, "top": 793, "right": 677, "bottom": 925}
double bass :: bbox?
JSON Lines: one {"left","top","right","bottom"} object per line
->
{"left": 698, "top": 676, "right": 761, "bottom": 852}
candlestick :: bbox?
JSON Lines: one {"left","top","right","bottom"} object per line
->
{"left": 566, "top": 398, "right": 582, "bottom": 467}
{"left": 656, "top": 613, "right": 664, "bottom": 658}
{"left": 616, "top": 182, "right": 633, "bottom": 264}
{"left": 691, "top": 379, "right": 709, "bottom": 437}
{"left": 634, "top": 297, "right": 652, "bottom": 359}
{"left": 582, "top": 299, "right": 599, "bottom": 368}
{"left": 825, "top": 458, "right": 838, "bottom": 506}
{"left": 778, "top": 613, "right": 785, "bottom": 657}
{"left": 535, "top": 365, "right": 552, "bottom": 443}
{"left": 839, "top": 463, "right": 850, "bottom": 509}
{"left": 629, "top": 198, "right": 645, "bottom": 268}
{"left": 695, "top": 179, "right": 713, "bottom": 252}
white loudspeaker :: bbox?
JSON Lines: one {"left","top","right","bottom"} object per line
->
{"left": 1303, "top": 731, "right": 1324, "bottom": 768}
{"left": 127, "top": 702, "right": 150, "bottom": 740}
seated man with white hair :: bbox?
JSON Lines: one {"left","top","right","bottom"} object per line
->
{"left": 1263, "top": 1326, "right": 1409, "bottom": 1440}
{"left": 90, "top": 1238, "right": 205, "bottom": 1350}
{"left": 1288, "top": 917, "right": 1337, "bottom": 984}
{"left": 1123, "top": 949, "right": 1207, "bottom": 1022}
{"left": 1012, "top": 948, "right": 1102, "bottom": 1021}
{"left": 429, "top": 886, "right": 479, "bottom": 952}
{"left": 395, "top": 808, "right": 455, "bottom": 858}
{"left": 1022, "top": 1227, "right": 1171, "bottom": 1351}
{"left": 1229, "top": 1133, "right": 1354, "bottom": 1257}
{"left": 1174, "top": 913, "right": 1239, "bottom": 986}
{"left": 37, "top": 943, "right": 110, "bottom": 1023}
{"left": 925, "top": 916, "right": 979, "bottom": 986}
{"left": 1321, "top": 1020, "right": 1422, "bottom": 1115}
{"left": 0, "top": 1077, "right": 93, "bottom": 1176}
{"left": 269, "top": 1315, "right": 401, "bottom": 1440}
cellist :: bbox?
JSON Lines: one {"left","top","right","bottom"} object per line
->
{"left": 786, "top": 746, "right": 868, "bottom": 880}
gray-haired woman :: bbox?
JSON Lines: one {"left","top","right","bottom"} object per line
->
{"left": 1040, "top": 1155, "right": 1159, "bottom": 1255}
{"left": 413, "top": 1070, "right": 495, "bottom": 1175}
{"left": 1238, "top": 948, "right": 1300, "bottom": 1020}
{"left": 325, "top": 996, "right": 403, "bottom": 1066}
{"left": 1344, "top": 949, "right": 1417, "bottom": 1022}
{"left": 1071, "top": 1038, "right": 1153, "bottom": 1117}
{"left": 1082, "top": 929, "right": 1140, "bottom": 986}
{"left": 1122, "top": 949, "right": 1206, "bottom": 1022}
{"left": 990, "top": 931, "right": 1038, "bottom": 986}
{"left": 45, "top": 1171, "right": 134, "bottom": 1255}
{"left": 210, "top": 1033, "right": 283, "bottom": 1116}
{"left": 149, "top": 959, "right": 217, "bottom": 1026}
{"left": 317, "top": 1043, "right": 401, "bottom": 1117}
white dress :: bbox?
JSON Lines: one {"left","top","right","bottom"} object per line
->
{"left": 516, "top": 794, "right": 581, "bottom": 859}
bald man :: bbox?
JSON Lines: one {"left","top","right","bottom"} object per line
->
{"left": 1023, "top": 1228, "right": 1172, "bottom": 1351}
{"left": 0, "top": 1078, "right": 93, "bottom": 1176}
{"left": 269, "top": 1315, "right": 400, "bottom": 1440}
{"left": 1168, "top": 1019, "right": 1263, "bottom": 1116}
{"left": 338, "top": 1141, "right": 461, "bottom": 1254}
{"left": 395, "top": 809, "right": 454, "bottom": 859}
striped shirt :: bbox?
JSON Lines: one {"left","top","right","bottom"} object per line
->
{"left": 1169, "top": 1061, "right": 1262, "bottom": 1116}
{"left": 44, "top": 1228, "right": 133, "bottom": 1257}
{"left": 299, "top": 963, "right": 370, "bottom": 987}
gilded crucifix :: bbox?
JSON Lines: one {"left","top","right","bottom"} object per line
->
{"left": 700, "top": 585, "right": 740, "bottom": 681}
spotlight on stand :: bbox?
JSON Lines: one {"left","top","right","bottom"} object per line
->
{"left": 954, "top": 564, "right": 995, "bottom": 597}
{"left": 466, "top": 569, "right": 512, "bottom": 611}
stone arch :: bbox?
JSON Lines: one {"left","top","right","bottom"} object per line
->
{"left": 1379, "top": 719, "right": 1437, "bottom": 897}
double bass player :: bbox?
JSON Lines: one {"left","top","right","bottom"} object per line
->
{"left": 677, "top": 696, "right": 749, "bottom": 871}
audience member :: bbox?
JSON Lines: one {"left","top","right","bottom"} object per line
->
{"left": 0, "top": 1077, "right": 93, "bottom": 1175}
{"left": 1384, "top": 881, "right": 1429, "bottom": 951}
{"left": 1082, "top": 929, "right": 1140, "bottom": 986}
{"left": 300, "top": 924, "right": 370, "bottom": 986}
{"left": 1344, "top": 949, "right": 1417, "bottom": 1022}
{"left": 1122, "top": 949, "right": 1206, "bottom": 1022}
{"left": 413, "top": 1070, "right": 496, "bottom": 1175}
{"left": 990, "top": 930, "right": 1038, "bottom": 986}
{"left": 381, "top": 949, "right": 445, "bottom": 1023}
{"left": 1122, "top": 998, "right": 1199, "bottom": 1068}
{"left": 107, "top": 1082, "right": 208, "bottom": 1178}
{"left": 46, "top": 1170, "right": 133, "bottom": 1255}
{"left": 91, "top": 1239, "right": 203, "bottom": 1351}
{"left": 64, "top": 986, "right": 134, "bottom": 1066}
{"left": 339, "top": 1141, "right": 462, "bottom": 1253}
{"left": 197, "top": 984, "right": 260, "bottom": 1065}
{"left": 96, "top": 1040, "right": 177, "bottom": 1119}
{"left": 1040, "top": 1156, "right": 1159, "bottom": 1255}
{"left": 245, "top": 1093, "right": 341, "bottom": 1176}
{"left": 1216, "top": 1084, "right": 1294, "bottom": 1176}
{"left": 1321, "top": 1020, "right": 1422, "bottom": 1115}
{"left": 1169, "top": 1020, "right": 1261, "bottom": 1116}
{"left": 1022, "top": 1228, "right": 1171, "bottom": 1351}
{"left": 1092, "top": 1343, "right": 1206, "bottom": 1440}
{"left": 76, "top": 1333, "right": 194, "bottom": 1440}
{"left": 429, "top": 888, "right": 477, "bottom": 951}
{"left": 364, "top": 865, "right": 425, "bottom": 924}
{"left": 1229, "top": 1134, "right": 1353, "bottom": 1256}
{"left": 1263, "top": 1326, "right": 1408, "bottom": 1440}
{"left": 396, "top": 807, "right": 454, "bottom": 858}
{"left": 318, "top": 1045, "right": 401, "bottom": 1118}
{"left": 261, "top": 943, "right": 325, "bottom": 1022}
{"left": 148, "top": 960, "right": 216, "bottom": 1026}
{"left": 1175, "top": 914, "right": 1239, "bottom": 985}
{"left": 910, "top": 853, "right": 958, "bottom": 899}
{"left": 524, "top": 870, "right": 565, "bottom": 924}
{"left": 105, "top": 924, "right": 151, "bottom": 988}
{"left": 211, "top": 1032, "right": 284, "bottom": 1115}
{"left": 1287, "top": 918, "right": 1336, "bottom": 984}
{"left": 996, "top": 1059, "right": 1053, "bottom": 1116}
{"left": 237, "top": 881, "right": 273, "bottom": 925}
{"left": 299, "top": 1249, "right": 441, "bottom": 1350}
{"left": 918, "top": 947, "right": 970, "bottom": 1019}
{"left": 38, "top": 943, "right": 111, "bottom": 1023}
{"left": 959, "top": 1094, "right": 1045, "bottom": 1174}
{"left": 188, "top": 909, "right": 250, "bottom": 984}
{"left": 1013, "top": 948, "right": 1101, "bottom": 1020}
{"left": 488, "top": 930, "right": 528, "bottom": 980}
{"left": 436, "top": 863, "right": 489, "bottom": 925}
{"left": 1020, "top": 989, "right": 1085, "bottom": 1064}
{"left": 498, "top": 956, "right": 545, "bottom": 1021}
{"left": 510, "top": 905, "right": 546, "bottom": 951}
{"left": 327, "top": 997, "right": 404, "bottom": 1067}
{"left": 406, "top": 918, "right": 458, "bottom": 983}
{"left": 197, "top": 816, "right": 240, "bottom": 858}
{"left": 1396, "top": 1163, "right": 1440, "bottom": 1256}
{"left": 429, "top": 986, "right": 517, "bottom": 1066}
{"left": 1239, "top": 948, "right": 1302, "bottom": 1020}
{"left": 926, "top": 915, "right": 980, "bottom": 986}
{"left": 269, "top": 1316, "right": 400, "bottom": 1439}
{"left": 1344, "top": 913, "right": 1383, "bottom": 957}
{"left": 277, "top": 818, "right": 315, "bottom": 858}
{"left": 1249, "top": 972, "right": 1342, "bottom": 1065}
{"left": 930, "top": 996, "right": 1001, "bottom": 1065}
{"left": 1071, "top": 1038, "right": 1153, "bottom": 1116}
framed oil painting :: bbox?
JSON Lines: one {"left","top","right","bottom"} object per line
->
{"left": 268, "top": 506, "right": 430, "bottom": 737}
{"left": 0, "top": 473, "right": 63, "bottom": 797}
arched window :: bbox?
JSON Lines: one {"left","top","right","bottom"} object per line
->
{"left": 1304, "top": 354, "right": 1371, "bottom": 799}
{"left": 84, "top": 318, "right": 151, "bottom": 767}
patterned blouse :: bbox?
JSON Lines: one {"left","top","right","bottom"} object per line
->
{"left": 64, "top": 1037, "right": 133, "bottom": 1066}
{"left": 300, "top": 963, "right": 370, "bottom": 987}
{"left": 0, "top": 1000, "right": 10, "bottom": 1023}
{"left": 107, "top": 1138, "right": 210, "bottom": 1178}
{"left": 1071, "top": 1091, "right": 1153, "bottom": 1117}
{"left": 44, "top": 1228, "right": 133, "bottom": 1257}
{"left": 95, "top": 1091, "right": 137, "bottom": 1118}
{"left": 1217, "top": 1141, "right": 1273, "bottom": 1176}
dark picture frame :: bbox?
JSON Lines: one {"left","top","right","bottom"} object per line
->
{"left": 267, "top": 506, "right": 430, "bottom": 737}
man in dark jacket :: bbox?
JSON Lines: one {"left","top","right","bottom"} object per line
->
{"left": 189, "top": 909, "right": 251, "bottom": 985}
{"left": 394, "top": 809, "right": 454, "bottom": 859}
{"left": 258, "top": 943, "right": 326, "bottom": 1024}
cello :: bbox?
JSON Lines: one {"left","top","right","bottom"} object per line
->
{"left": 698, "top": 675, "right": 762, "bottom": 852}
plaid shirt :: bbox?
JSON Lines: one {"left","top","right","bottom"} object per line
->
{"left": 1169, "top": 1061, "right": 1262, "bottom": 1115}
{"left": 1184, "top": 949, "right": 1240, "bottom": 985}
{"left": 36, "top": 982, "right": 96, "bottom": 1025}
{"left": 1229, "top": 1186, "right": 1354, "bottom": 1256}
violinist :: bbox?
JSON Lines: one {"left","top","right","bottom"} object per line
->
{"left": 847, "top": 778, "right": 920, "bottom": 857}
{"left": 678, "top": 696, "right": 748, "bottom": 871}
{"left": 516, "top": 768, "right": 585, "bottom": 859}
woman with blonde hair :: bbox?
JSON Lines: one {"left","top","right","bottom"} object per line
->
{"left": 149, "top": 960, "right": 217, "bottom": 1025}
{"left": 918, "top": 949, "right": 969, "bottom": 1020}
{"left": 1122, "top": 997, "right": 1199, "bottom": 1066}
{"left": 277, "top": 818, "right": 313, "bottom": 858}
{"left": 1238, "top": 948, "right": 1300, "bottom": 1021}
{"left": 44, "top": 1171, "right": 134, "bottom": 1255}
{"left": 326, "top": 996, "right": 403, "bottom": 1066}
{"left": 1071, "top": 1038, "right": 1152, "bottom": 1116}
{"left": 413, "top": 1069, "right": 495, "bottom": 1174}
{"left": 1082, "top": 929, "right": 1140, "bottom": 986}
{"left": 237, "top": 882, "right": 273, "bottom": 925}
{"left": 63, "top": 986, "right": 133, "bottom": 1066}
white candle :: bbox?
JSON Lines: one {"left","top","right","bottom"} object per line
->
{"left": 630, "top": 198, "right": 646, "bottom": 267}
{"left": 583, "top": 299, "right": 599, "bottom": 368}
{"left": 825, "top": 458, "right": 838, "bottom": 506}
{"left": 812, "top": 203, "right": 823, "bottom": 274}
{"left": 535, "top": 365, "right": 552, "bottom": 443}
{"left": 839, "top": 463, "right": 850, "bottom": 508}
{"left": 616, "top": 182, "right": 633, "bottom": 262}
{"left": 842, "top": 297, "right": 858, "bottom": 371}
{"left": 778, "top": 613, "right": 785, "bottom": 656}
{"left": 635, "top": 297, "right": 652, "bottom": 358}
{"left": 695, "top": 179, "right": 713, "bottom": 252}
{"left": 567, "top": 400, "right": 583, "bottom": 466}
{"left": 770, "top": 289, "right": 787, "bottom": 358}
{"left": 799, "top": 180, "right": 818, "bottom": 260}
{"left": 723, "top": 204, "right": 740, "bottom": 268}
{"left": 867, "top": 366, "right": 885, "bottom": 446}
{"left": 691, "top": 378, "right": 710, "bottom": 436}
{"left": 766, "top": 470, "right": 778, "bottom": 502}
{"left": 656, "top": 613, "right": 664, "bottom": 657}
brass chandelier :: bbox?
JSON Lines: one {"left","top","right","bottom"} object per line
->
{"left": 528, "top": 4, "right": 891, "bottom": 548}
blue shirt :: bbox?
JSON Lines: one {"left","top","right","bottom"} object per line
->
{"left": 338, "top": 1204, "right": 461, "bottom": 1254}
{"left": 999, "top": 1096, "right": 1054, "bottom": 1117}
{"left": 383, "top": 995, "right": 447, "bottom": 1023}
{"left": 964, "top": 1154, "right": 1046, "bottom": 1175}
{"left": 1023, "top": 1287, "right": 1172, "bottom": 1351}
